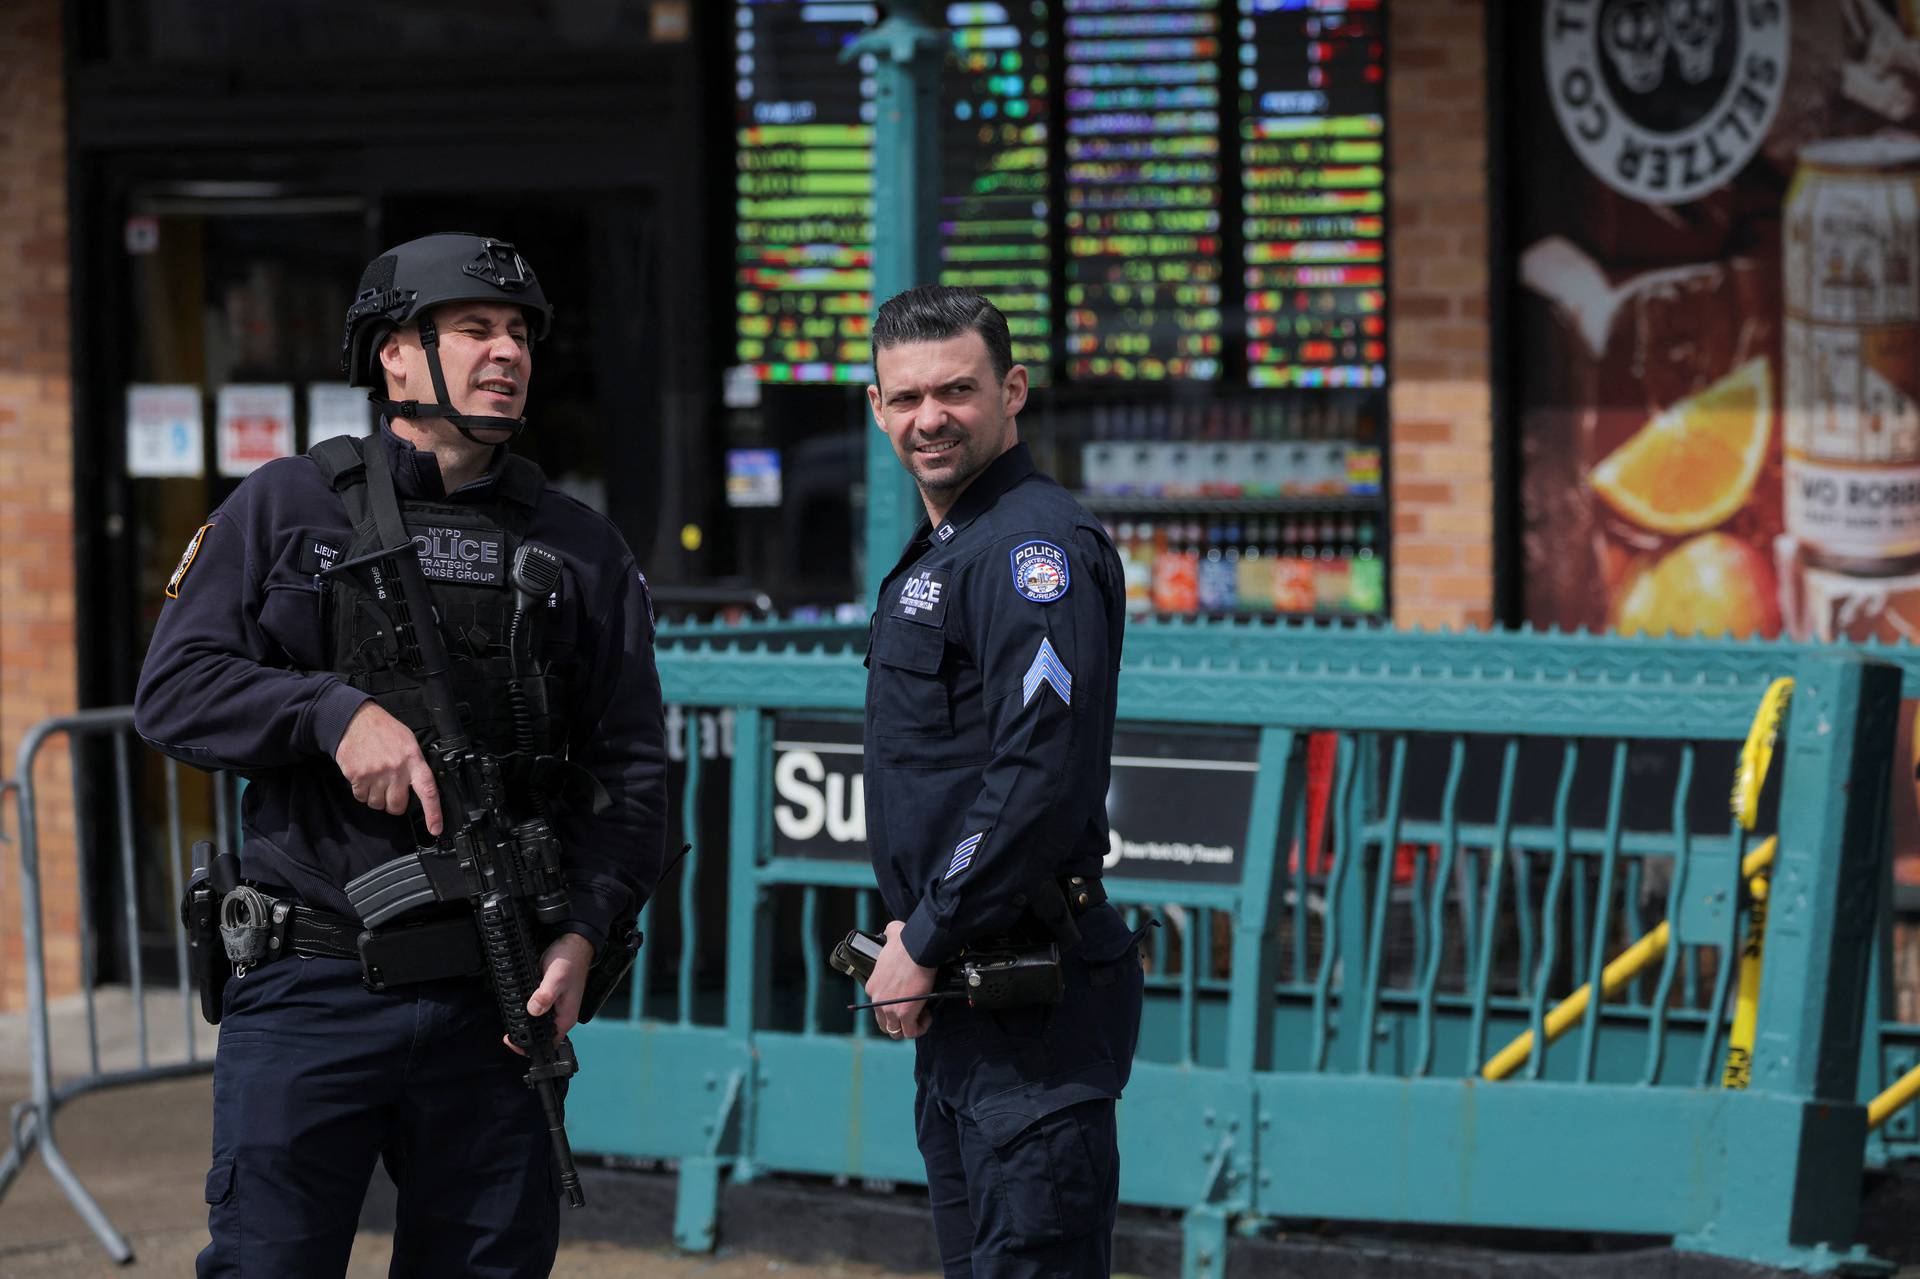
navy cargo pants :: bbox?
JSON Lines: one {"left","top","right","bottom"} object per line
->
{"left": 913, "top": 907, "right": 1146, "bottom": 1278}
{"left": 198, "top": 954, "right": 559, "bottom": 1278}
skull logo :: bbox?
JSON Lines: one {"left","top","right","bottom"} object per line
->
{"left": 1664, "top": 0, "right": 1723, "bottom": 85}
{"left": 1602, "top": 0, "right": 1669, "bottom": 95}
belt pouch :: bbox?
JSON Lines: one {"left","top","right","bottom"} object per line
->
{"left": 357, "top": 916, "right": 485, "bottom": 992}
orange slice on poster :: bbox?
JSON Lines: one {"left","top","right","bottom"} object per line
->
{"left": 1589, "top": 358, "right": 1772, "bottom": 536}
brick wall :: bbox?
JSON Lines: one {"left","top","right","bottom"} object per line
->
{"left": 1387, "top": 0, "right": 1495, "bottom": 630}
{"left": 0, "top": 0, "right": 77, "bottom": 1011}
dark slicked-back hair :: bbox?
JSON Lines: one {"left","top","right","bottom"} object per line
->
{"left": 871, "top": 285, "right": 1014, "bottom": 384}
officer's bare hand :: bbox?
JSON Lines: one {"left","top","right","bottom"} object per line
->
{"left": 333, "top": 701, "right": 443, "bottom": 835}
{"left": 866, "top": 921, "right": 938, "bottom": 1040}
{"left": 506, "top": 931, "right": 596, "bottom": 1055}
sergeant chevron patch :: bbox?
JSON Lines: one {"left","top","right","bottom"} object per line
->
{"left": 945, "top": 832, "right": 983, "bottom": 880}
{"left": 1021, "top": 636, "right": 1072, "bottom": 707}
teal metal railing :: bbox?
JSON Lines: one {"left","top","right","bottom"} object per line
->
{"left": 569, "top": 624, "right": 1910, "bottom": 1274}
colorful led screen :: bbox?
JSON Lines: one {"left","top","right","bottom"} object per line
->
{"left": 734, "top": 1, "right": 1052, "bottom": 385}
{"left": 1239, "top": 0, "right": 1387, "bottom": 388}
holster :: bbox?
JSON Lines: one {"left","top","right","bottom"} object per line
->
{"left": 577, "top": 922, "right": 643, "bottom": 1025}
{"left": 180, "top": 866, "right": 231, "bottom": 1027}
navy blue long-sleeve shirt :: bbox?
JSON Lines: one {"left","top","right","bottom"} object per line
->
{"left": 863, "top": 443, "right": 1126, "bottom": 967}
{"left": 134, "top": 426, "right": 668, "bottom": 949}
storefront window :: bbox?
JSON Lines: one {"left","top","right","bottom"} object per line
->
{"left": 88, "top": 0, "right": 670, "bottom": 63}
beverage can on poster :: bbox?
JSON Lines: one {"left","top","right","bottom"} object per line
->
{"left": 1782, "top": 134, "right": 1920, "bottom": 573}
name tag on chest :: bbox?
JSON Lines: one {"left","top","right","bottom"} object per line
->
{"left": 298, "top": 538, "right": 343, "bottom": 576}
{"left": 892, "top": 567, "right": 949, "bottom": 626}
{"left": 407, "top": 523, "right": 507, "bottom": 586}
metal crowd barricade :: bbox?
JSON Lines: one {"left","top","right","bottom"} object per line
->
{"left": 570, "top": 624, "right": 1917, "bottom": 1276}
{"left": 0, "top": 707, "right": 229, "bottom": 1263}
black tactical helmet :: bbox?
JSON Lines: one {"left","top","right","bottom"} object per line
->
{"left": 341, "top": 233, "right": 553, "bottom": 441}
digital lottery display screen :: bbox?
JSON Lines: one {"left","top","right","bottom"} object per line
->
{"left": 1239, "top": 0, "right": 1386, "bottom": 388}
{"left": 1062, "top": 0, "right": 1224, "bottom": 382}
{"left": 733, "top": 1, "right": 876, "bottom": 384}
{"left": 734, "top": 0, "right": 1388, "bottom": 388}
{"left": 940, "top": 3, "right": 1054, "bottom": 380}
{"left": 733, "top": 1, "right": 1051, "bottom": 385}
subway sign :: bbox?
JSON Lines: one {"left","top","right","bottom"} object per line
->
{"left": 771, "top": 716, "right": 1256, "bottom": 884}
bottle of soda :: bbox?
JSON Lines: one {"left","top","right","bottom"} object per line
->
{"left": 1167, "top": 520, "right": 1201, "bottom": 613}
{"left": 1316, "top": 514, "right": 1352, "bottom": 612}
{"left": 1199, "top": 520, "right": 1237, "bottom": 612}
{"left": 1237, "top": 518, "right": 1273, "bottom": 611}
{"left": 1348, "top": 518, "right": 1385, "bottom": 614}
{"left": 1347, "top": 400, "right": 1382, "bottom": 497}
{"left": 1281, "top": 400, "right": 1309, "bottom": 498}
{"left": 1149, "top": 520, "right": 1179, "bottom": 613}
{"left": 1118, "top": 521, "right": 1150, "bottom": 617}
{"left": 1273, "top": 518, "right": 1315, "bottom": 613}
{"left": 1313, "top": 514, "right": 1344, "bottom": 614}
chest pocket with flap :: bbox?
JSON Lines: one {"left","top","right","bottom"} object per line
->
{"left": 869, "top": 617, "right": 952, "bottom": 740}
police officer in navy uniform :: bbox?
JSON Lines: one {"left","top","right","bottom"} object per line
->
{"left": 860, "top": 286, "right": 1145, "bottom": 1277}
{"left": 134, "top": 233, "right": 667, "bottom": 1278}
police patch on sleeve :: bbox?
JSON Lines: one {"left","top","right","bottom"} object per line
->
{"left": 166, "top": 523, "right": 214, "bottom": 599}
{"left": 892, "top": 567, "right": 949, "bottom": 627}
{"left": 1009, "top": 540, "right": 1069, "bottom": 603}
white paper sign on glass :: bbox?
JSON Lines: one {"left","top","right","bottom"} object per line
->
{"left": 126, "top": 384, "right": 204, "bottom": 478}
{"left": 307, "top": 383, "right": 372, "bottom": 447}
{"left": 216, "top": 384, "right": 296, "bottom": 478}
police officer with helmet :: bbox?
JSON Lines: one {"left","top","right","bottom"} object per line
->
{"left": 859, "top": 285, "right": 1146, "bottom": 1277}
{"left": 135, "top": 233, "right": 668, "bottom": 1277}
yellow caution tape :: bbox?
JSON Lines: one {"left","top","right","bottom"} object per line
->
{"left": 1487, "top": 677, "right": 1791, "bottom": 1086}
{"left": 1481, "top": 837, "right": 1776, "bottom": 1082}
{"left": 1722, "top": 858, "right": 1771, "bottom": 1090}
{"left": 1731, "top": 677, "right": 1793, "bottom": 833}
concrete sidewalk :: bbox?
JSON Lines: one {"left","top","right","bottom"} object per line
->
{"left": 0, "top": 1072, "right": 933, "bottom": 1278}
{"left": 0, "top": 987, "right": 930, "bottom": 1277}
{"left": 7, "top": 988, "right": 1920, "bottom": 1277}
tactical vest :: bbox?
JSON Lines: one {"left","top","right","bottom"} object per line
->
{"left": 310, "top": 437, "right": 569, "bottom": 815}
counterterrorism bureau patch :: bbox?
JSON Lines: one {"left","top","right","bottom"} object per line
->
{"left": 166, "top": 523, "right": 214, "bottom": 599}
{"left": 1009, "top": 540, "right": 1068, "bottom": 603}
{"left": 893, "top": 567, "right": 949, "bottom": 626}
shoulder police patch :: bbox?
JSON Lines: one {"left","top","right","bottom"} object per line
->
{"left": 166, "top": 523, "right": 214, "bottom": 599}
{"left": 892, "top": 566, "right": 949, "bottom": 627}
{"left": 1009, "top": 540, "right": 1069, "bottom": 603}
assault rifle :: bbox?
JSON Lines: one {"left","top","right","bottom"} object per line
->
{"left": 337, "top": 440, "right": 588, "bottom": 1208}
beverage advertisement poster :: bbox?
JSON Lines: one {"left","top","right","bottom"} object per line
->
{"left": 1512, "top": 1, "right": 1920, "bottom": 874}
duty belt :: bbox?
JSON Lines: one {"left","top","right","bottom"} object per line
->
{"left": 256, "top": 897, "right": 486, "bottom": 992}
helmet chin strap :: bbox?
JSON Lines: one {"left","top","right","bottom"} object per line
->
{"left": 369, "top": 312, "right": 529, "bottom": 444}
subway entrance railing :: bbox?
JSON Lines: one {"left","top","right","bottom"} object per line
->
{"left": 5, "top": 625, "right": 1919, "bottom": 1270}
{"left": 571, "top": 623, "right": 1916, "bottom": 1276}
